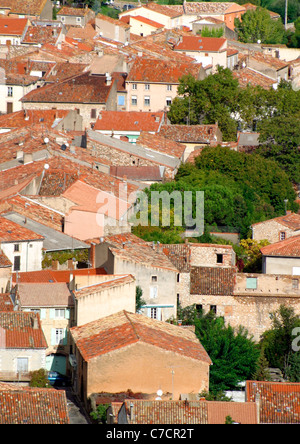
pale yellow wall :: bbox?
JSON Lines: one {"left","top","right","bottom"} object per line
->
{"left": 87, "top": 341, "right": 210, "bottom": 399}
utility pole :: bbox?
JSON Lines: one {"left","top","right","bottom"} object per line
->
{"left": 285, "top": 0, "right": 288, "bottom": 30}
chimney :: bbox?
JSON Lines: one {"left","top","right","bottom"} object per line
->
{"left": 105, "top": 72, "right": 112, "bottom": 86}
{"left": 23, "top": 153, "right": 33, "bottom": 165}
{"left": 32, "top": 315, "right": 39, "bottom": 330}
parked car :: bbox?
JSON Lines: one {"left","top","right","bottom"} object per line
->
{"left": 123, "top": 4, "right": 135, "bottom": 10}
{"left": 47, "top": 371, "right": 70, "bottom": 387}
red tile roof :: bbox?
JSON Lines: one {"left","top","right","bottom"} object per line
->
{"left": 12, "top": 267, "right": 106, "bottom": 284}
{"left": 0, "top": 0, "right": 49, "bottom": 16}
{"left": 94, "top": 111, "right": 164, "bottom": 132}
{"left": 233, "top": 67, "right": 277, "bottom": 89}
{"left": 246, "top": 381, "right": 300, "bottom": 424}
{"left": 22, "top": 25, "right": 58, "bottom": 45}
{"left": 137, "top": 131, "right": 186, "bottom": 159}
{"left": 0, "top": 387, "right": 69, "bottom": 424}
{"left": 0, "top": 17, "right": 28, "bottom": 35}
{"left": 0, "top": 294, "right": 13, "bottom": 311}
{"left": 21, "top": 72, "right": 114, "bottom": 104}
{"left": 131, "top": 15, "right": 164, "bottom": 28}
{"left": 0, "top": 250, "right": 12, "bottom": 268}
{"left": 74, "top": 274, "right": 135, "bottom": 299}
{"left": 141, "top": 3, "right": 182, "bottom": 18}
{"left": 190, "top": 266, "right": 236, "bottom": 295}
{"left": 127, "top": 57, "right": 202, "bottom": 83}
{"left": 159, "top": 124, "right": 222, "bottom": 143}
{"left": 260, "top": 235, "right": 300, "bottom": 257}
{"left": 57, "top": 6, "right": 92, "bottom": 17}
{"left": 183, "top": 2, "right": 245, "bottom": 15}
{"left": 110, "top": 165, "right": 162, "bottom": 181}
{"left": 0, "top": 311, "right": 47, "bottom": 349}
{"left": 70, "top": 310, "right": 212, "bottom": 363}
{"left": 252, "top": 212, "right": 300, "bottom": 231}
{"left": 0, "top": 109, "right": 70, "bottom": 130}
{"left": 174, "top": 36, "right": 227, "bottom": 52}
{"left": 0, "top": 215, "right": 44, "bottom": 243}
{"left": 17, "top": 282, "right": 73, "bottom": 308}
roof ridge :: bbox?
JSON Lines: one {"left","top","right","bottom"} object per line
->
{"left": 123, "top": 310, "right": 140, "bottom": 341}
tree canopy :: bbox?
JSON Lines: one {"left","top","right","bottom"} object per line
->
{"left": 234, "top": 7, "right": 286, "bottom": 44}
{"left": 194, "top": 310, "right": 260, "bottom": 393}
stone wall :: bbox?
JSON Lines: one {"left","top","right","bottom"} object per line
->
{"left": 252, "top": 219, "right": 298, "bottom": 244}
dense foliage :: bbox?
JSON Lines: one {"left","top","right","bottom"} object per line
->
{"left": 194, "top": 310, "right": 260, "bottom": 393}
{"left": 260, "top": 305, "right": 300, "bottom": 381}
{"left": 133, "top": 145, "right": 298, "bottom": 241}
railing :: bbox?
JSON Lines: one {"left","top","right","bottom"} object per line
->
{"left": 0, "top": 371, "right": 31, "bottom": 382}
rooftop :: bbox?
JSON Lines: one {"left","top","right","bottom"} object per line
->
{"left": 0, "top": 386, "right": 69, "bottom": 424}
{"left": 17, "top": 282, "right": 73, "bottom": 308}
{"left": 0, "top": 17, "right": 28, "bottom": 36}
{"left": 0, "top": 215, "right": 44, "bottom": 243}
{"left": 252, "top": 212, "right": 300, "bottom": 231}
{"left": 0, "top": 311, "right": 47, "bottom": 349}
{"left": 93, "top": 111, "right": 164, "bottom": 133}
{"left": 1, "top": 212, "right": 88, "bottom": 251}
{"left": 127, "top": 57, "right": 202, "bottom": 83}
{"left": 159, "top": 124, "right": 221, "bottom": 143}
{"left": 70, "top": 310, "right": 212, "bottom": 363}
{"left": 0, "top": 0, "right": 49, "bottom": 16}
{"left": 260, "top": 234, "right": 300, "bottom": 258}
{"left": 174, "top": 36, "right": 227, "bottom": 52}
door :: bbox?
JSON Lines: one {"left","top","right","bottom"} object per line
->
{"left": 6, "top": 102, "right": 13, "bottom": 114}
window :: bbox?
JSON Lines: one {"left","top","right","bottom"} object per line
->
{"left": 55, "top": 309, "right": 65, "bottom": 319}
{"left": 14, "top": 256, "right": 21, "bottom": 271}
{"left": 210, "top": 305, "right": 217, "bottom": 314}
{"left": 216, "top": 254, "right": 223, "bottom": 264}
{"left": 196, "top": 304, "right": 203, "bottom": 313}
{"left": 167, "top": 84, "right": 172, "bottom": 91}
{"left": 150, "top": 286, "right": 158, "bottom": 299}
{"left": 90, "top": 109, "right": 97, "bottom": 119}
{"left": 145, "top": 84, "right": 150, "bottom": 90}
{"left": 76, "top": 17, "right": 81, "bottom": 23}
{"left": 14, "top": 244, "right": 19, "bottom": 252}
{"left": 144, "top": 96, "right": 150, "bottom": 106}
{"left": 132, "top": 83, "right": 137, "bottom": 90}
{"left": 61, "top": 16, "right": 65, "bottom": 22}
{"left": 292, "top": 279, "right": 299, "bottom": 290}
{"left": 17, "top": 357, "right": 28, "bottom": 373}
{"left": 150, "top": 308, "right": 157, "bottom": 319}
{"left": 7, "top": 87, "right": 13, "bottom": 97}
{"left": 246, "top": 277, "right": 257, "bottom": 289}
{"left": 166, "top": 97, "right": 172, "bottom": 107}
{"left": 177, "top": 273, "right": 180, "bottom": 282}
{"left": 117, "top": 95, "right": 125, "bottom": 106}
{"left": 151, "top": 276, "right": 157, "bottom": 283}
{"left": 279, "top": 231, "right": 286, "bottom": 241}
{"left": 55, "top": 328, "right": 64, "bottom": 345}
{"left": 131, "top": 95, "right": 137, "bottom": 106}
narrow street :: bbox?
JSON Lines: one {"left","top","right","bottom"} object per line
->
{"left": 62, "top": 388, "right": 91, "bottom": 424}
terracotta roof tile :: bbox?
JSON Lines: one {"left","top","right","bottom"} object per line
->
{"left": 74, "top": 274, "right": 135, "bottom": 299}
{"left": 233, "top": 67, "right": 277, "bottom": 89}
{"left": 70, "top": 310, "right": 212, "bottom": 363}
{"left": 0, "top": 250, "right": 12, "bottom": 268}
{"left": 174, "top": 36, "right": 227, "bottom": 52}
{"left": 159, "top": 124, "right": 222, "bottom": 143}
{"left": 246, "top": 380, "right": 300, "bottom": 424}
{"left": 17, "top": 282, "right": 73, "bottom": 308}
{"left": 0, "top": 17, "right": 28, "bottom": 35}
{"left": 137, "top": 131, "right": 186, "bottom": 159}
{"left": 190, "top": 266, "right": 236, "bottom": 295}
{"left": 12, "top": 267, "right": 106, "bottom": 284}
{"left": 0, "top": 215, "right": 44, "bottom": 243}
{"left": 127, "top": 57, "right": 202, "bottom": 83}
{"left": 94, "top": 111, "right": 164, "bottom": 132}
{"left": 0, "top": 294, "right": 13, "bottom": 311}
{"left": 0, "top": 0, "right": 49, "bottom": 16}
{"left": 0, "top": 311, "right": 47, "bottom": 349}
{"left": 0, "top": 387, "right": 69, "bottom": 424}
{"left": 252, "top": 212, "right": 300, "bottom": 231}
{"left": 21, "top": 71, "right": 114, "bottom": 104}
{"left": 131, "top": 15, "right": 164, "bottom": 28}
{"left": 183, "top": 2, "right": 245, "bottom": 15}
{"left": 260, "top": 235, "right": 300, "bottom": 257}
{"left": 57, "top": 6, "right": 93, "bottom": 17}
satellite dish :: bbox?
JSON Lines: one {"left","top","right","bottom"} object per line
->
{"left": 44, "top": 137, "right": 49, "bottom": 144}
{"left": 44, "top": 163, "right": 49, "bottom": 170}
{"left": 157, "top": 389, "right": 163, "bottom": 397}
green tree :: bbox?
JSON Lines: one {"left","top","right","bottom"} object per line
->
{"left": 195, "top": 311, "right": 260, "bottom": 393}
{"left": 136, "top": 285, "right": 146, "bottom": 312}
{"left": 252, "top": 348, "right": 272, "bottom": 381}
{"left": 29, "top": 368, "right": 50, "bottom": 388}
{"left": 235, "top": 7, "right": 286, "bottom": 43}
{"left": 260, "top": 305, "right": 300, "bottom": 379}
{"left": 168, "top": 67, "right": 239, "bottom": 141}
{"left": 90, "top": 403, "right": 110, "bottom": 424}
